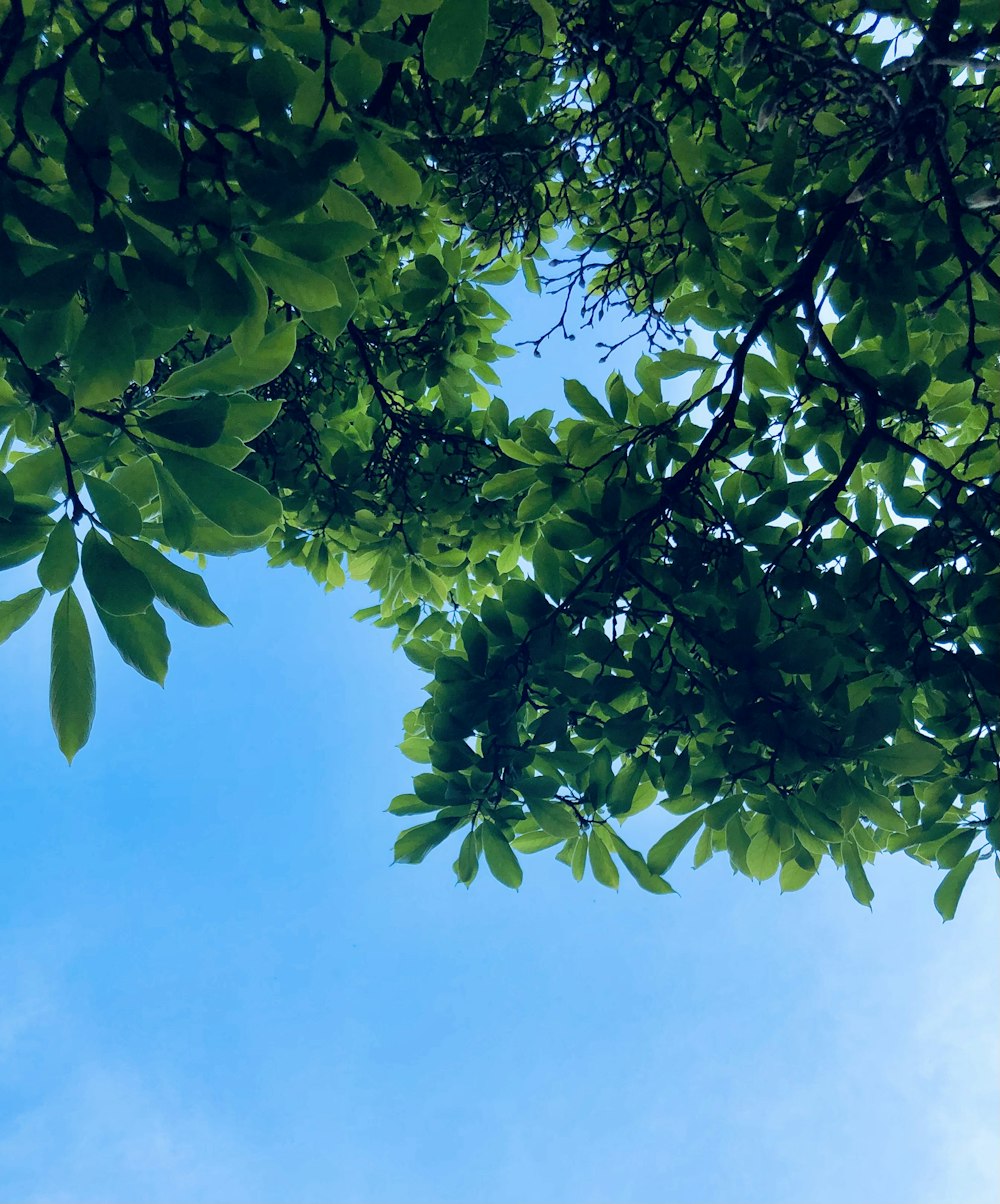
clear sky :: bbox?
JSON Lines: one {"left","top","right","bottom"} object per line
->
{"left": 0, "top": 281, "right": 997, "bottom": 1204}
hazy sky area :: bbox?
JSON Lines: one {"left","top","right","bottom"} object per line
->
{"left": 0, "top": 277, "right": 997, "bottom": 1203}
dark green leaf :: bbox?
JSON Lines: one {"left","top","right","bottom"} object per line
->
{"left": 49, "top": 587, "right": 95, "bottom": 763}
{"left": 94, "top": 603, "right": 170, "bottom": 685}
{"left": 81, "top": 529, "right": 154, "bottom": 616}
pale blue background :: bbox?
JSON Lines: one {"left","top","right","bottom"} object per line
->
{"left": 0, "top": 283, "right": 997, "bottom": 1202}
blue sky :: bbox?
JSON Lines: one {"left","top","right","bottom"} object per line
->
{"left": 0, "top": 282, "right": 997, "bottom": 1203}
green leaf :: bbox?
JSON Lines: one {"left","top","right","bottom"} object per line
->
{"left": 159, "top": 323, "right": 299, "bottom": 397}
{"left": 356, "top": 131, "right": 422, "bottom": 207}
{"left": 868, "top": 740, "right": 943, "bottom": 776}
{"left": 588, "top": 828, "right": 620, "bottom": 889}
{"left": 81, "top": 529, "right": 154, "bottom": 616}
{"left": 424, "top": 0, "right": 489, "bottom": 81}
{"left": 141, "top": 395, "right": 230, "bottom": 448}
{"left": 481, "top": 820, "right": 523, "bottom": 888}
{"left": 94, "top": 602, "right": 170, "bottom": 685}
{"left": 0, "top": 470, "right": 14, "bottom": 518}
{"left": 37, "top": 515, "right": 79, "bottom": 592}
{"left": 393, "top": 817, "right": 459, "bottom": 864}
{"left": 563, "top": 379, "right": 613, "bottom": 423}
{"left": 223, "top": 393, "right": 283, "bottom": 442}
{"left": 646, "top": 811, "right": 706, "bottom": 874}
{"left": 608, "top": 831, "right": 675, "bottom": 894}
{"left": 71, "top": 289, "right": 135, "bottom": 408}
{"left": 156, "top": 450, "right": 283, "bottom": 537}
{"left": 454, "top": 828, "right": 480, "bottom": 886}
{"left": 779, "top": 857, "right": 818, "bottom": 893}
{"left": 0, "top": 587, "right": 45, "bottom": 645}
{"left": 112, "top": 538, "right": 229, "bottom": 627}
{"left": 746, "top": 828, "right": 781, "bottom": 880}
{"left": 49, "top": 587, "right": 96, "bottom": 763}
{"left": 244, "top": 250, "right": 340, "bottom": 312}
{"left": 933, "top": 852, "right": 979, "bottom": 922}
{"left": 855, "top": 788, "right": 907, "bottom": 833}
{"left": 83, "top": 474, "right": 143, "bottom": 536}
{"left": 524, "top": 797, "right": 580, "bottom": 839}
{"left": 842, "top": 839, "right": 875, "bottom": 908}
{"left": 152, "top": 460, "right": 197, "bottom": 552}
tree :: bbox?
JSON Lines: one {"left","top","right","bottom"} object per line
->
{"left": 0, "top": 0, "right": 997, "bottom": 916}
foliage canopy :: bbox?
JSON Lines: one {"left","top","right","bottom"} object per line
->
{"left": 1, "top": 0, "right": 998, "bottom": 915}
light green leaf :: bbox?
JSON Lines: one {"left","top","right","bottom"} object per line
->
{"left": 842, "top": 839, "right": 875, "bottom": 907}
{"left": 244, "top": 249, "right": 340, "bottom": 312}
{"left": 564, "top": 379, "right": 613, "bottom": 423}
{"left": 746, "top": 828, "right": 781, "bottom": 880}
{"left": 112, "top": 538, "right": 229, "bottom": 627}
{"left": 646, "top": 811, "right": 706, "bottom": 874}
{"left": 223, "top": 393, "right": 283, "bottom": 442}
{"left": 454, "top": 828, "right": 480, "bottom": 886}
{"left": 589, "top": 828, "right": 620, "bottom": 889}
{"left": 50, "top": 587, "right": 96, "bottom": 763}
{"left": 81, "top": 529, "right": 154, "bottom": 616}
{"left": 356, "top": 131, "right": 422, "bottom": 207}
{"left": 94, "top": 602, "right": 170, "bottom": 685}
{"left": 156, "top": 450, "right": 283, "bottom": 537}
{"left": 159, "top": 322, "right": 299, "bottom": 397}
{"left": 933, "top": 851, "right": 979, "bottom": 922}
{"left": 37, "top": 515, "right": 79, "bottom": 592}
{"left": 868, "top": 740, "right": 943, "bottom": 776}
{"left": 0, "top": 587, "right": 45, "bottom": 645}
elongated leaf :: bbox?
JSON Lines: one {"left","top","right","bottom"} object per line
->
{"left": 842, "top": 839, "right": 875, "bottom": 907}
{"left": 159, "top": 322, "right": 298, "bottom": 397}
{"left": 481, "top": 820, "right": 523, "bottom": 888}
{"left": 868, "top": 740, "right": 943, "bottom": 776}
{"left": 245, "top": 249, "right": 340, "bottom": 312}
{"left": 646, "top": 811, "right": 706, "bottom": 874}
{"left": 152, "top": 460, "right": 197, "bottom": 552}
{"left": 0, "top": 587, "right": 45, "bottom": 645}
{"left": 157, "top": 450, "right": 282, "bottom": 537}
{"left": 112, "top": 538, "right": 228, "bottom": 627}
{"left": 81, "top": 529, "right": 154, "bottom": 616}
{"left": 933, "top": 851, "right": 979, "bottom": 921}
{"left": 454, "top": 828, "right": 480, "bottom": 887}
{"left": 393, "top": 817, "right": 459, "bottom": 864}
{"left": 50, "top": 587, "right": 95, "bottom": 763}
{"left": 94, "top": 602, "right": 170, "bottom": 685}
{"left": 588, "top": 828, "right": 619, "bottom": 889}
{"left": 141, "top": 395, "right": 229, "bottom": 448}
{"left": 37, "top": 515, "right": 79, "bottom": 592}
{"left": 609, "top": 831, "right": 675, "bottom": 894}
